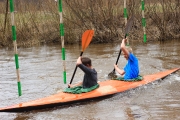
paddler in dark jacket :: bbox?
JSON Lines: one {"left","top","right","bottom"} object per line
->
{"left": 114, "top": 38, "right": 139, "bottom": 80}
{"left": 68, "top": 57, "right": 98, "bottom": 89}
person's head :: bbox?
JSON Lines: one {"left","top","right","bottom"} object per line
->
{"left": 81, "top": 57, "right": 92, "bottom": 67}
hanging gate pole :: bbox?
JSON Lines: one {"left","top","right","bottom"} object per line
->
{"left": 58, "top": 0, "right": 66, "bottom": 84}
{"left": 9, "top": 0, "right": 22, "bottom": 96}
{"left": 141, "top": 0, "right": 147, "bottom": 43}
{"left": 123, "top": 0, "right": 130, "bottom": 45}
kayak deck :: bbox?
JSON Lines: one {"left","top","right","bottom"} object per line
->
{"left": 0, "top": 68, "right": 179, "bottom": 112}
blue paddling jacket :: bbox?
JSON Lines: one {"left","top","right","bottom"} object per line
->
{"left": 124, "top": 53, "right": 139, "bottom": 80}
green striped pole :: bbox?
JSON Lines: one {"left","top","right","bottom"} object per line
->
{"left": 123, "top": 0, "right": 128, "bottom": 25}
{"left": 58, "top": 0, "right": 66, "bottom": 84}
{"left": 9, "top": 0, "right": 22, "bottom": 96}
{"left": 141, "top": 0, "right": 147, "bottom": 43}
{"left": 123, "top": 0, "right": 129, "bottom": 45}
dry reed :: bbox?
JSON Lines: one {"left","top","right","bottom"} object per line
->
{"left": 0, "top": 0, "right": 179, "bottom": 47}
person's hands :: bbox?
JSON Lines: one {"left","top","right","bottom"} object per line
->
{"left": 68, "top": 84, "right": 72, "bottom": 88}
{"left": 122, "top": 38, "right": 127, "bottom": 43}
{"left": 76, "top": 57, "right": 82, "bottom": 65}
{"left": 114, "top": 64, "right": 118, "bottom": 68}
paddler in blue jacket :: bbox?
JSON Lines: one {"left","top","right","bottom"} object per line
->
{"left": 114, "top": 38, "right": 139, "bottom": 80}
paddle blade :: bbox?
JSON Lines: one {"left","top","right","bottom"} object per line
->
{"left": 124, "top": 15, "right": 134, "bottom": 38}
{"left": 82, "top": 30, "right": 94, "bottom": 51}
{"left": 108, "top": 69, "right": 118, "bottom": 79}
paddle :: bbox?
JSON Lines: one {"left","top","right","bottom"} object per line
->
{"left": 108, "top": 15, "right": 134, "bottom": 79}
{"left": 68, "top": 30, "right": 94, "bottom": 87}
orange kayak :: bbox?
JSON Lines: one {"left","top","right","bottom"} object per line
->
{"left": 0, "top": 68, "right": 179, "bottom": 112}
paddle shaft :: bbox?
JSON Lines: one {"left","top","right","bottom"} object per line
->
{"left": 69, "top": 51, "right": 83, "bottom": 87}
{"left": 108, "top": 15, "right": 134, "bottom": 77}
{"left": 112, "top": 34, "right": 127, "bottom": 72}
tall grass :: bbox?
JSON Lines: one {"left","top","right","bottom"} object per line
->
{"left": 0, "top": 0, "right": 179, "bottom": 47}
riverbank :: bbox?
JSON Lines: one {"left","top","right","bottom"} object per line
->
{"left": 0, "top": 0, "right": 180, "bottom": 47}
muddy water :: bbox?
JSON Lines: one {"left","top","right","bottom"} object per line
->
{"left": 0, "top": 40, "right": 180, "bottom": 120}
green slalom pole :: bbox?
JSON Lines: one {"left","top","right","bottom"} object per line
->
{"left": 9, "top": 0, "right": 22, "bottom": 96}
{"left": 123, "top": 0, "right": 129, "bottom": 45}
{"left": 123, "top": 0, "right": 128, "bottom": 25}
{"left": 141, "top": 0, "right": 147, "bottom": 43}
{"left": 58, "top": 0, "right": 66, "bottom": 84}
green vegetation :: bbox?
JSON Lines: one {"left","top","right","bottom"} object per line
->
{"left": 0, "top": 0, "right": 180, "bottom": 47}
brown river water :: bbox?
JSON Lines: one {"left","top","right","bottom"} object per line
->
{"left": 0, "top": 40, "right": 180, "bottom": 120}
